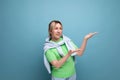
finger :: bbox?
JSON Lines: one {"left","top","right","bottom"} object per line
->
{"left": 92, "top": 32, "right": 98, "bottom": 35}
{"left": 76, "top": 49, "right": 81, "bottom": 51}
{"left": 70, "top": 50, "right": 73, "bottom": 52}
{"left": 73, "top": 49, "right": 81, "bottom": 52}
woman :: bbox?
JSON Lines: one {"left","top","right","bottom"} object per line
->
{"left": 44, "top": 20, "right": 97, "bottom": 80}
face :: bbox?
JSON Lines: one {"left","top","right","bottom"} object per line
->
{"left": 50, "top": 23, "right": 63, "bottom": 41}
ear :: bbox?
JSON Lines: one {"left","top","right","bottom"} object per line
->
{"left": 49, "top": 30, "right": 52, "bottom": 33}
{"left": 49, "top": 30, "right": 53, "bottom": 36}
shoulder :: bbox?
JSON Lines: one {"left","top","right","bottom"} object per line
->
{"left": 45, "top": 48, "right": 57, "bottom": 55}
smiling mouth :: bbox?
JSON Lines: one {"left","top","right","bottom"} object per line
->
{"left": 56, "top": 34, "right": 61, "bottom": 36}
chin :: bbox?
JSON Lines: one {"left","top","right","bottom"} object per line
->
{"left": 57, "top": 36, "right": 60, "bottom": 39}
{"left": 55, "top": 36, "right": 60, "bottom": 39}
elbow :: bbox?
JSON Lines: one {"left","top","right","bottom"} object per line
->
{"left": 77, "top": 49, "right": 84, "bottom": 56}
{"left": 77, "top": 53, "right": 83, "bottom": 56}
{"left": 55, "top": 65, "right": 61, "bottom": 68}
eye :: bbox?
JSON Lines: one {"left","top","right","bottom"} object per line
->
{"left": 55, "top": 27, "right": 58, "bottom": 30}
{"left": 60, "top": 27, "right": 62, "bottom": 30}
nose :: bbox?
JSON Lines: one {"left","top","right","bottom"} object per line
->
{"left": 57, "top": 29, "right": 61, "bottom": 33}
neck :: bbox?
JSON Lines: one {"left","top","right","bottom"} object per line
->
{"left": 51, "top": 38, "right": 60, "bottom": 42}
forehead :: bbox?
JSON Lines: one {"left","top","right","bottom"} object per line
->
{"left": 54, "top": 23, "right": 62, "bottom": 27}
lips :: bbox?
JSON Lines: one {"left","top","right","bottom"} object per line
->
{"left": 56, "top": 34, "right": 61, "bottom": 37}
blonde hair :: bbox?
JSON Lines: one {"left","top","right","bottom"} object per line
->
{"left": 48, "top": 20, "right": 63, "bottom": 38}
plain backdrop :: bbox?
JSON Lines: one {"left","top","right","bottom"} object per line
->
{"left": 0, "top": 0, "right": 120, "bottom": 80}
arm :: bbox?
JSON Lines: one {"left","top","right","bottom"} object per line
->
{"left": 50, "top": 49, "right": 80, "bottom": 68}
{"left": 77, "top": 32, "right": 98, "bottom": 56}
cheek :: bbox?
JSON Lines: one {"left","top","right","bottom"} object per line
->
{"left": 60, "top": 30, "right": 62, "bottom": 33}
{"left": 51, "top": 30, "right": 57, "bottom": 35}
{"left": 53, "top": 30, "right": 58, "bottom": 33}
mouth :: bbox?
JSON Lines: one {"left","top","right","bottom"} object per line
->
{"left": 56, "top": 34, "right": 61, "bottom": 36}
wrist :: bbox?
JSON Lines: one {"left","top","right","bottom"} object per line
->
{"left": 84, "top": 37, "right": 88, "bottom": 41}
{"left": 68, "top": 52, "right": 71, "bottom": 56}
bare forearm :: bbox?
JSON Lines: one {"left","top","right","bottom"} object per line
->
{"left": 51, "top": 52, "right": 71, "bottom": 68}
{"left": 57, "top": 53, "right": 71, "bottom": 68}
{"left": 51, "top": 49, "right": 80, "bottom": 68}
{"left": 77, "top": 38, "right": 88, "bottom": 56}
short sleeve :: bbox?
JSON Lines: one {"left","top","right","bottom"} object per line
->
{"left": 45, "top": 49, "right": 58, "bottom": 63}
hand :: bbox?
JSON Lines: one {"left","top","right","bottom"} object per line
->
{"left": 68, "top": 49, "right": 81, "bottom": 55}
{"left": 84, "top": 32, "right": 98, "bottom": 40}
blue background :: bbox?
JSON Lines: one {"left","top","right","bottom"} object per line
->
{"left": 0, "top": 0, "right": 120, "bottom": 80}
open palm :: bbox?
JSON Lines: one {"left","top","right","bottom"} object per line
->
{"left": 84, "top": 32, "right": 98, "bottom": 40}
